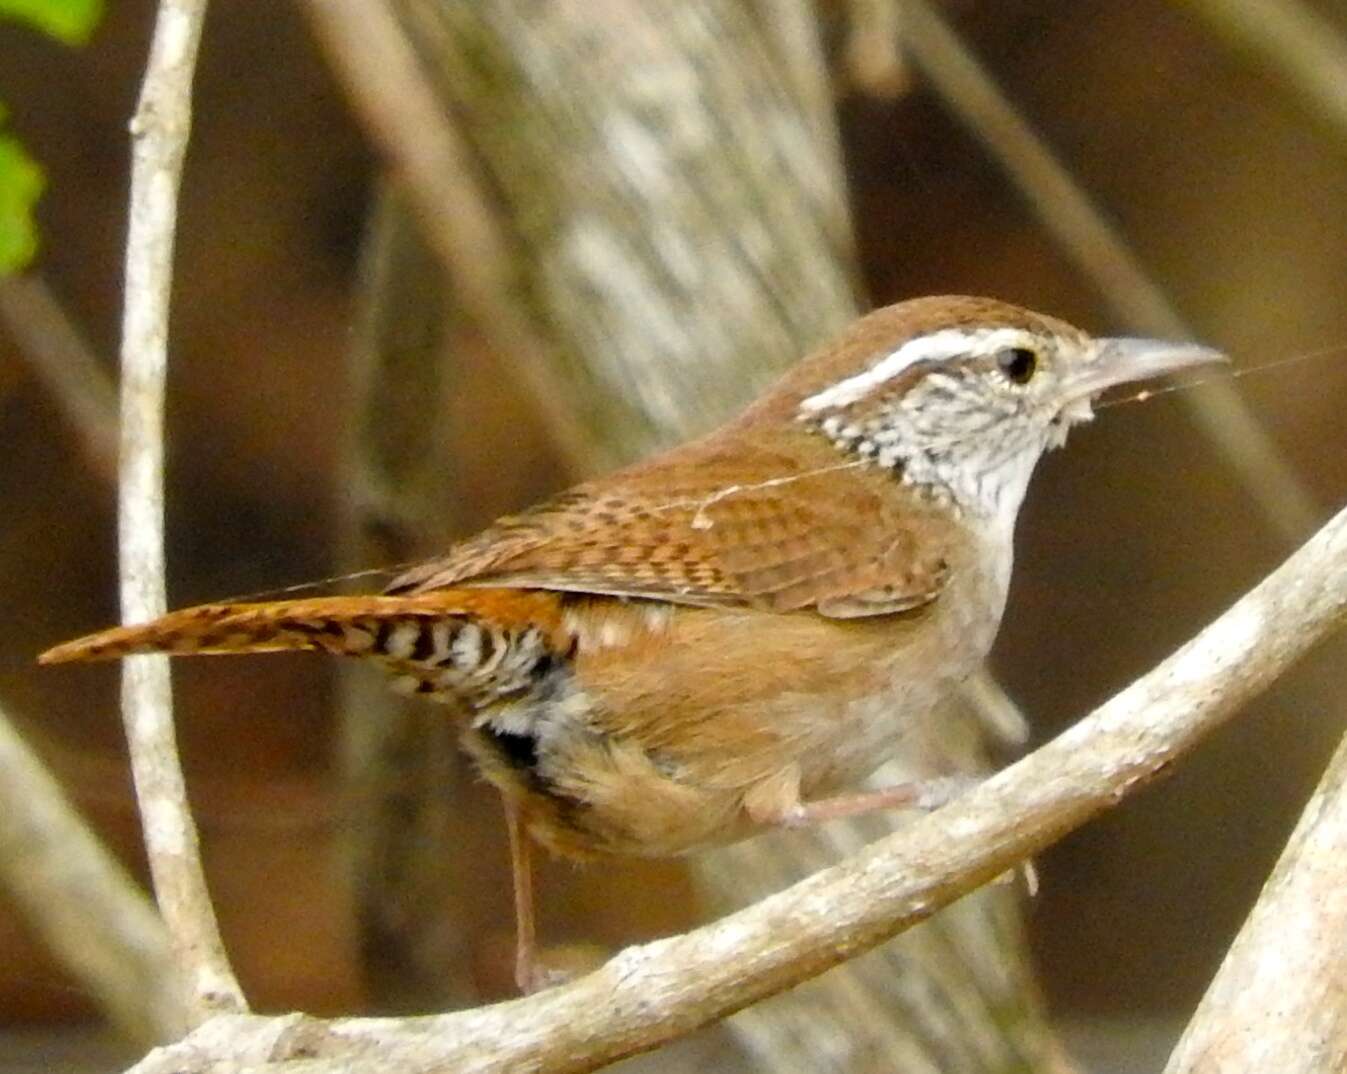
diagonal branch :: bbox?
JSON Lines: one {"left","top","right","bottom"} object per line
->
{"left": 122, "top": 497, "right": 1347, "bottom": 1074}
{"left": 0, "top": 274, "right": 118, "bottom": 484}
{"left": 0, "top": 695, "right": 183, "bottom": 1045}
{"left": 119, "top": 0, "right": 246, "bottom": 1022}
{"left": 1178, "top": 0, "right": 1347, "bottom": 145}
{"left": 1165, "top": 707, "right": 1347, "bottom": 1071}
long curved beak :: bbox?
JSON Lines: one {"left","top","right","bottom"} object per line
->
{"left": 1063, "top": 337, "right": 1229, "bottom": 402}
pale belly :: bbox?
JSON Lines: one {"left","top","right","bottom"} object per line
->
{"left": 794, "top": 562, "right": 1006, "bottom": 794}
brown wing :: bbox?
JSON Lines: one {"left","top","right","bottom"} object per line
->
{"left": 387, "top": 436, "right": 960, "bottom": 618}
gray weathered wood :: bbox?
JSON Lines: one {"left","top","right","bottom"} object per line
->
{"left": 1164, "top": 728, "right": 1347, "bottom": 1073}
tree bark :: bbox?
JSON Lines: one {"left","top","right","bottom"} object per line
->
{"left": 392, "top": 0, "right": 858, "bottom": 463}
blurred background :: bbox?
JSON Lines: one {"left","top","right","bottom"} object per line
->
{"left": 1, "top": 1, "right": 1346, "bottom": 1071}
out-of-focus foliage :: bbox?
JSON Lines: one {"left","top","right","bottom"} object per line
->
{"left": 0, "top": 0, "right": 101, "bottom": 273}
{"left": 0, "top": 0, "right": 100, "bottom": 45}
{"left": 0, "top": 111, "right": 43, "bottom": 271}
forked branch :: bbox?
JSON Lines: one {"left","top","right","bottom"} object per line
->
{"left": 122, "top": 500, "right": 1347, "bottom": 1074}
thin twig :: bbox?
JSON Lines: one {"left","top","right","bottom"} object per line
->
{"left": 121, "top": 497, "right": 1347, "bottom": 1074}
{"left": 120, "top": 0, "right": 246, "bottom": 1022}
{"left": 1179, "top": 0, "right": 1347, "bottom": 144}
{"left": 897, "top": 0, "right": 1319, "bottom": 543}
{"left": 1164, "top": 723, "right": 1347, "bottom": 1072}
{"left": 301, "top": 0, "right": 598, "bottom": 475}
{"left": 0, "top": 695, "right": 184, "bottom": 1045}
{"left": 843, "top": 0, "right": 911, "bottom": 97}
{"left": 0, "top": 274, "right": 118, "bottom": 483}
{"left": 961, "top": 664, "right": 1030, "bottom": 747}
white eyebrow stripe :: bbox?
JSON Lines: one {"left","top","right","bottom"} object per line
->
{"left": 799, "top": 327, "right": 1033, "bottom": 412}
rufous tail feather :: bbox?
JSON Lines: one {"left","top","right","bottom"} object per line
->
{"left": 37, "top": 592, "right": 522, "bottom": 665}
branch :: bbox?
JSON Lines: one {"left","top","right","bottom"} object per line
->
{"left": 1179, "top": 0, "right": 1347, "bottom": 145}
{"left": 1165, "top": 716, "right": 1347, "bottom": 1071}
{"left": 0, "top": 274, "right": 118, "bottom": 483}
{"left": 119, "top": 0, "right": 246, "bottom": 1021}
{"left": 0, "top": 695, "right": 183, "bottom": 1045}
{"left": 122, "top": 498, "right": 1347, "bottom": 1074}
{"left": 841, "top": 0, "right": 911, "bottom": 97}
{"left": 897, "top": 0, "right": 1319, "bottom": 544}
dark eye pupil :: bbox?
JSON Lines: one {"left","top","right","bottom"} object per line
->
{"left": 998, "top": 347, "right": 1038, "bottom": 384}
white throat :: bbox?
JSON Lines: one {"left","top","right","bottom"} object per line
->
{"left": 801, "top": 369, "right": 1054, "bottom": 532}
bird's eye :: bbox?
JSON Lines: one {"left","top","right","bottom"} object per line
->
{"left": 997, "top": 347, "right": 1038, "bottom": 385}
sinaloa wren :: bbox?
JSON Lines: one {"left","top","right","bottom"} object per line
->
{"left": 41, "top": 295, "right": 1224, "bottom": 991}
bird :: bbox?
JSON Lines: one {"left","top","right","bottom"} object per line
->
{"left": 40, "top": 295, "right": 1225, "bottom": 991}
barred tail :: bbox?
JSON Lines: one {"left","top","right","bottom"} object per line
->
{"left": 37, "top": 591, "right": 551, "bottom": 665}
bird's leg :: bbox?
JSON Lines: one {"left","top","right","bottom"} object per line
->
{"left": 746, "top": 766, "right": 978, "bottom": 829}
{"left": 502, "top": 795, "right": 544, "bottom": 993}
{"left": 501, "top": 795, "right": 573, "bottom": 994}
{"left": 780, "top": 776, "right": 978, "bottom": 825}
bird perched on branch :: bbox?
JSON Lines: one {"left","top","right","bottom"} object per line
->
{"left": 42, "top": 295, "right": 1223, "bottom": 991}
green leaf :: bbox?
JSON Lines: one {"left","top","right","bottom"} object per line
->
{"left": 0, "top": 131, "right": 45, "bottom": 273}
{"left": 0, "top": 0, "right": 103, "bottom": 270}
{"left": 0, "top": 0, "right": 103, "bottom": 45}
